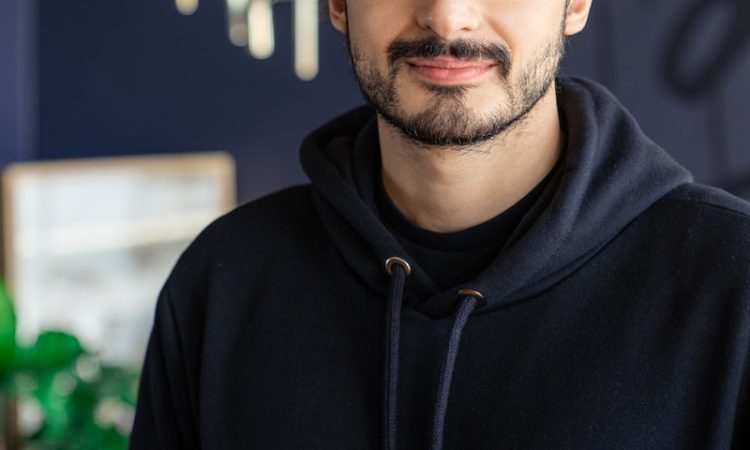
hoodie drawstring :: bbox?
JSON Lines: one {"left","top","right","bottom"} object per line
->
{"left": 431, "top": 290, "right": 481, "bottom": 450}
{"left": 383, "top": 257, "right": 483, "bottom": 450}
{"left": 384, "top": 257, "right": 411, "bottom": 450}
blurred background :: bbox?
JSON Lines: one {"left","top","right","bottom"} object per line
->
{"left": 0, "top": 0, "right": 748, "bottom": 448}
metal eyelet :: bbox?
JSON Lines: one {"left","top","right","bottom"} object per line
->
{"left": 385, "top": 257, "right": 412, "bottom": 277}
{"left": 457, "top": 288, "right": 487, "bottom": 309}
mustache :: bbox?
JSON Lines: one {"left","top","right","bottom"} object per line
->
{"left": 387, "top": 38, "right": 512, "bottom": 77}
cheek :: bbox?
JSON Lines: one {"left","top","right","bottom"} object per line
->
{"left": 483, "top": 2, "right": 567, "bottom": 62}
{"left": 345, "top": 3, "right": 416, "bottom": 56}
{"left": 347, "top": 31, "right": 386, "bottom": 75}
{"left": 346, "top": 22, "right": 394, "bottom": 72}
{"left": 504, "top": 26, "right": 565, "bottom": 77}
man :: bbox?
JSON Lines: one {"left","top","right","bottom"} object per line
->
{"left": 131, "top": 0, "right": 750, "bottom": 448}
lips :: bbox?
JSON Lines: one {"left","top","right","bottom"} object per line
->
{"left": 406, "top": 57, "right": 496, "bottom": 84}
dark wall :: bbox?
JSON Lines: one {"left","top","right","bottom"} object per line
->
{"left": 37, "top": 0, "right": 362, "bottom": 202}
{"left": 0, "top": 0, "right": 35, "bottom": 165}
{"left": 563, "top": 0, "right": 750, "bottom": 198}
{"left": 21, "top": 0, "right": 750, "bottom": 201}
{"left": 0, "top": 0, "right": 20, "bottom": 162}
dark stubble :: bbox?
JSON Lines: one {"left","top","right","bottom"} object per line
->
{"left": 348, "top": 21, "right": 567, "bottom": 148}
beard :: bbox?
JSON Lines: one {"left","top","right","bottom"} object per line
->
{"left": 348, "top": 25, "right": 567, "bottom": 148}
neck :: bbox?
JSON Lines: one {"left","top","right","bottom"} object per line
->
{"left": 379, "top": 86, "right": 563, "bottom": 233}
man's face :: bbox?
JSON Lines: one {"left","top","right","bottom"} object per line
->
{"left": 334, "top": 0, "right": 575, "bottom": 147}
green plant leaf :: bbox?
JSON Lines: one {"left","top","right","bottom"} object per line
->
{"left": 0, "top": 281, "right": 17, "bottom": 377}
{"left": 19, "top": 331, "right": 85, "bottom": 372}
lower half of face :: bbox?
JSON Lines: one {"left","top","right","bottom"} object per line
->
{"left": 349, "top": 23, "right": 566, "bottom": 148}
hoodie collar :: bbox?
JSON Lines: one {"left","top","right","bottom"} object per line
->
{"left": 300, "top": 77, "right": 693, "bottom": 319}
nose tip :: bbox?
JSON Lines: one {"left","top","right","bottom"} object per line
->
{"left": 415, "top": 0, "right": 480, "bottom": 40}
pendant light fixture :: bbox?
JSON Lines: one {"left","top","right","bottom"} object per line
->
{"left": 176, "top": 0, "right": 319, "bottom": 80}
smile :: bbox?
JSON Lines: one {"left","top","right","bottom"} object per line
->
{"left": 405, "top": 57, "right": 496, "bottom": 84}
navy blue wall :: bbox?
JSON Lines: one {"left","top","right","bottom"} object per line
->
{"left": 37, "top": 0, "right": 362, "bottom": 201}
{"left": 0, "top": 0, "right": 35, "bottom": 165}
{"left": 6, "top": 0, "right": 750, "bottom": 201}
{"left": 562, "top": 0, "right": 750, "bottom": 198}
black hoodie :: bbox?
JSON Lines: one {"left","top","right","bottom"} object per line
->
{"left": 130, "top": 78, "right": 750, "bottom": 450}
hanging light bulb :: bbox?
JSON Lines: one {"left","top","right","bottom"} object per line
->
{"left": 176, "top": 0, "right": 199, "bottom": 15}
{"left": 248, "top": 0, "right": 275, "bottom": 59}
{"left": 294, "top": 0, "right": 319, "bottom": 80}
{"left": 226, "top": 0, "right": 250, "bottom": 46}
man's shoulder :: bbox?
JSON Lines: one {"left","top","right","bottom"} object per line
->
{"left": 658, "top": 182, "right": 750, "bottom": 221}
{"left": 173, "top": 184, "right": 321, "bottom": 271}
{"left": 643, "top": 182, "right": 750, "bottom": 272}
{"left": 211, "top": 184, "right": 317, "bottom": 234}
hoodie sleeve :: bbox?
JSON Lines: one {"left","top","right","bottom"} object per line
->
{"left": 734, "top": 348, "right": 750, "bottom": 448}
{"left": 130, "top": 284, "right": 201, "bottom": 450}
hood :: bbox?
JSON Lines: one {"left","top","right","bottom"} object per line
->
{"left": 300, "top": 77, "right": 693, "bottom": 319}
